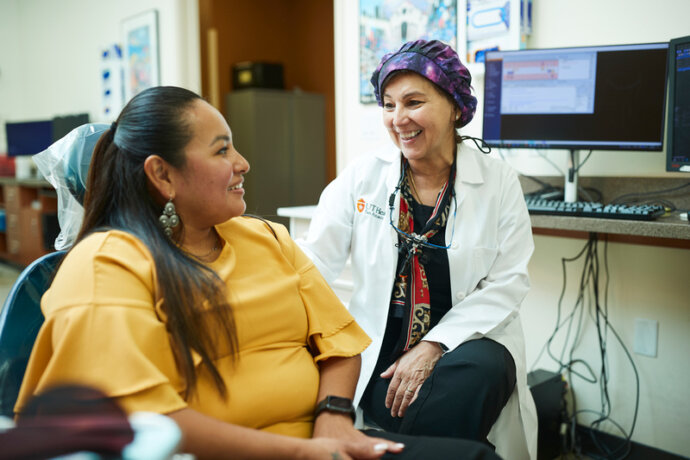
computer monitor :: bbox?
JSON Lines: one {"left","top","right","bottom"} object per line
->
{"left": 5, "top": 120, "right": 54, "bottom": 157}
{"left": 666, "top": 35, "right": 690, "bottom": 172}
{"left": 52, "top": 113, "right": 89, "bottom": 142}
{"left": 482, "top": 42, "right": 669, "bottom": 201}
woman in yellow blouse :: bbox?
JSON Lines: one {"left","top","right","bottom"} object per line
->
{"left": 16, "top": 87, "right": 499, "bottom": 460}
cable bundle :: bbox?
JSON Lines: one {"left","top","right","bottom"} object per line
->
{"left": 531, "top": 234, "right": 640, "bottom": 460}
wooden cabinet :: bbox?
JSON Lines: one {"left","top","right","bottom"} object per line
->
{"left": 0, "top": 178, "right": 58, "bottom": 267}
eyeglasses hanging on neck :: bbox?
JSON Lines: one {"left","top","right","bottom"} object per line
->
{"left": 387, "top": 160, "right": 457, "bottom": 253}
{"left": 387, "top": 135, "right": 489, "bottom": 262}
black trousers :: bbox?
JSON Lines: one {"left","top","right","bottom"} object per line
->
{"left": 362, "top": 429, "right": 502, "bottom": 460}
{"left": 360, "top": 338, "right": 516, "bottom": 443}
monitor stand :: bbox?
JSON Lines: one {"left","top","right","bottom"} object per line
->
{"left": 564, "top": 149, "right": 580, "bottom": 203}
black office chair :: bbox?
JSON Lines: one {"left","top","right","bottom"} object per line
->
{"left": 0, "top": 250, "right": 66, "bottom": 417}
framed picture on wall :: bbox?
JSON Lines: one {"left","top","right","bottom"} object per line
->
{"left": 359, "top": 0, "right": 458, "bottom": 103}
{"left": 465, "top": 0, "right": 529, "bottom": 64}
{"left": 121, "top": 9, "right": 160, "bottom": 103}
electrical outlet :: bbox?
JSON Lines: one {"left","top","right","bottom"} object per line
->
{"left": 633, "top": 318, "right": 658, "bottom": 358}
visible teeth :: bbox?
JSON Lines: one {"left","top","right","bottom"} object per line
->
{"left": 228, "top": 182, "right": 243, "bottom": 190}
{"left": 400, "top": 130, "right": 421, "bottom": 140}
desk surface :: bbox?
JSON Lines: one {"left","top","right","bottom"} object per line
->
{"left": 277, "top": 205, "right": 690, "bottom": 245}
{"left": 0, "top": 176, "right": 51, "bottom": 188}
{"left": 531, "top": 212, "right": 689, "bottom": 240}
{"left": 521, "top": 176, "right": 690, "bottom": 245}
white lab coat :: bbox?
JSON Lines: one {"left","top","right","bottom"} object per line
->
{"left": 298, "top": 142, "right": 538, "bottom": 460}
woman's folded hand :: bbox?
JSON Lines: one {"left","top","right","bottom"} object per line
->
{"left": 311, "top": 412, "right": 404, "bottom": 459}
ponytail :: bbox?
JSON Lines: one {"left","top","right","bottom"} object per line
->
{"left": 76, "top": 87, "right": 238, "bottom": 399}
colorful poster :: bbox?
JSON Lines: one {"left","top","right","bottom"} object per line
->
{"left": 360, "top": 0, "right": 458, "bottom": 103}
{"left": 121, "top": 10, "right": 160, "bottom": 102}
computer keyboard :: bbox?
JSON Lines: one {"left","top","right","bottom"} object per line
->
{"left": 524, "top": 197, "right": 666, "bottom": 221}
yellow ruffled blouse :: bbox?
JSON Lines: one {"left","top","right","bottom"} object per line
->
{"left": 15, "top": 217, "right": 371, "bottom": 438}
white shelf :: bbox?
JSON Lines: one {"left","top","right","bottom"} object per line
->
{"left": 276, "top": 205, "right": 316, "bottom": 219}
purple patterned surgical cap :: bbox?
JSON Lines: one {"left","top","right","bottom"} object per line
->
{"left": 371, "top": 39, "right": 477, "bottom": 127}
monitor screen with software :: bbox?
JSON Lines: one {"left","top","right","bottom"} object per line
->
{"left": 666, "top": 35, "right": 690, "bottom": 172}
{"left": 482, "top": 42, "right": 668, "bottom": 151}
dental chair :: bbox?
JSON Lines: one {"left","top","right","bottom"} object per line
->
{"left": 0, "top": 124, "right": 182, "bottom": 460}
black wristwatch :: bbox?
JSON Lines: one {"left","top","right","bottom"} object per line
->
{"left": 314, "top": 395, "right": 356, "bottom": 422}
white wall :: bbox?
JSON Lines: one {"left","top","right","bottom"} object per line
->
{"left": 0, "top": 0, "right": 200, "bottom": 153}
{"left": 335, "top": 0, "right": 690, "bottom": 456}
{"left": 2, "top": 0, "right": 688, "bottom": 455}
{"left": 524, "top": 236, "right": 690, "bottom": 456}
{"left": 0, "top": 0, "right": 23, "bottom": 153}
{"left": 335, "top": 0, "right": 690, "bottom": 178}
{"left": 517, "top": 5, "right": 690, "bottom": 457}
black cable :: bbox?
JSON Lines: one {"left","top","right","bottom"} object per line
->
{"left": 565, "top": 149, "right": 592, "bottom": 185}
{"left": 574, "top": 150, "right": 594, "bottom": 173}
{"left": 533, "top": 240, "right": 576, "bottom": 369}
{"left": 564, "top": 239, "right": 593, "bottom": 458}
{"left": 535, "top": 239, "right": 586, "bottom": 371}
{"left": 653, "top": 199, "right": 676, "bottom": 211}
{"left": 617, "top": 197, "right": 677, "bottom": 211}
{"left": 564, "top": 238, "right": 595, "bottom": 380}
{"left": 531, "top": 238, "right": 597, "bottom": 383}
{"left": 523, "top": 149, "right": 596, "bottom": 202}
{"left": 609, "top": 181, "right": 690, "bottom": 205}
{"left": 460, "top": 135, "right": 492, "bottom": 154}
{"left": 578, "top": 186, "right": 596, "bottom": 203}
{"left": 591, "top": 238, "right": 640, "bottom": 460}
{"left": 493, "top": 148, "right": 564, "bottom": 196}
{"left": 532, "top": 235, "right": 642, "bottom": 459}
{"left": 579, "top": 186, "right": 603, "bottom": 203}
{"left": 575, "top": 237, "right": 640, "bottom": 460}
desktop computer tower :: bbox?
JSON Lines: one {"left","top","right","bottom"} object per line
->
{"left": 528, "top": 369, "right": 567, "bottom": 460}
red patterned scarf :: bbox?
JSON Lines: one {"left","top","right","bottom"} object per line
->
{"left": 390, "top": 159, "right": 455, "bottom": 353}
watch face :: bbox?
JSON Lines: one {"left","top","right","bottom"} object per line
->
{"left": 327, "top": 396, "right": 353, "bottom": 410}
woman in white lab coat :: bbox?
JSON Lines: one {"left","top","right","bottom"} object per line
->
{"left": 299, "top": 40, "right": 538, "bottom": 460}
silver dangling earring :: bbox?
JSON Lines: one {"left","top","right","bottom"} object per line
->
{"left": 159, "top": 198, "right": 180, "bottom": 237}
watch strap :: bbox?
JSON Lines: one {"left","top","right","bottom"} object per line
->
{"left": 314, "top": 395, "right": 356, "bottom": 422}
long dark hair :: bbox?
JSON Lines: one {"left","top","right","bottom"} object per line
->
{"left": 77, "top": 86, "right": 237, "bottom": 399}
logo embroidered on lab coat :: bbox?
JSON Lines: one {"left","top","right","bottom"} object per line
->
{"left": 355, "top": 197, "right": 385, "bottom": 220}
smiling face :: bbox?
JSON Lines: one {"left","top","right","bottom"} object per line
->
{"left": 170, "top": 99, "right": 250, "bottom": 230}
{"left": 382, "top": 72, "right": 458, "bottom": 167}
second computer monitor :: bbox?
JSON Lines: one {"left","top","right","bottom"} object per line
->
{"left": 482, "top": 42, "right": 669, "bottom": 151}
{"left": 6, "top": 121, "right": 53, "bottom": 157}
{"left": 666, "top": 35, "right": 690, "bottom": 172}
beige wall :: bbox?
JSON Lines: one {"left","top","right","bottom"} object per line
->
{"left": 2, "top": 0, "right": 688, "bottom": 455}
{"left": 524, "top": 236, "right": 689, "bottom": 455}
{"left": 335, "top": 0, "right": 690, "bottom": 178}
{"left": 334, "top": 0, "right": 690, "bottom": 456}
{"left": 0, "top": 0, "right": 200, "bottom": 153}
{"left": 522, "top": 6, "right": 690, "bottom": 456}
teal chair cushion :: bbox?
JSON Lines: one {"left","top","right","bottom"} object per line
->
{"left": 0, "top": 251, "right": 66, "bottom": 417}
